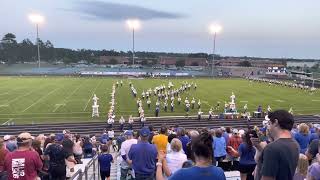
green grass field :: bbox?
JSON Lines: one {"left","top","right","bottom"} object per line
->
{"left": 0, "top": 76, "right": 319, "bottom": 125}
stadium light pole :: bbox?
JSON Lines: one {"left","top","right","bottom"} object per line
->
{"left": 209, "top": 24, "right": 222, "bottom": 77}
{"left": 126, "top": 19, "right": 141, "bottom": 66}
{"left": 28, "top": 14, "right": 45, "bottom": 68}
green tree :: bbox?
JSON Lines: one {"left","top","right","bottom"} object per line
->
{"left": 311, "top": 63, "right": 319, "bottom": 70}
{"left": 2, "top": 33, "right": 17, "bottom": 44}
{"left": 1, "top": 33, "right": 18, "bottom": 64}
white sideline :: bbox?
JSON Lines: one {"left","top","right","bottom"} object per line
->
{"left": 22, "top": 87, "right": 61, "bottom": 112}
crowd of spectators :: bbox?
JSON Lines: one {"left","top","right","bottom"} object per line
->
{"left": 116, "top": 110, "right": 320, "bottom": 180}
{"left": 1, "top": 109, "right": 320, "bottom": 180}
{"left": 0, "top": 129, "right": 114, "bottom": 180}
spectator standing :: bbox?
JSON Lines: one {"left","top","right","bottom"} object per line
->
{"left": 98, "top": 144, "right": 114, "bottom": 180}
{"left": 186, "top": 130, "right": 199, "bottom": 162}
{"left": 119, "top": 116, "right": 125, "bottom": 131}
{"left": 161, "top": 138, "right": 187, "bottom": 177}
{"left": 166, "top": 134, "right": 177, "bottom": 154}
{"left": 163, "top": 132, "right": 226, "bottom": 180}
{"left": 4, "top": 133, "right": 43, "bottom": 180}
{"left": 152, "top": 126, "right": 168, "bottom": 152}
{"left": 3, "top": 135, "right": 17, "bottom": 152}
{"left": 293, "top": 154, "right": 308, "bottom": 180}
{"left": 73, "top": 134, "right": 83, "bottom": 164}
{"left": 230, "top": 130, "right": 256, "bottom": 180}
{"left": 108, "top": 129, "right": 115, "bottom": 140}
{"left": 83, "top": 136, "right": 94, "bottom": 158}
{"left": 148, "top": 125, "right": 155, "bottom": 144}
{"left": 0, "top": 138, "right": 9, "bottom": 180}
{"left": 128, "top": 115, "right": 134, "bottom": 130}
{"left": 120, "top": 130, "right": 137, "bottom": 180}
{"left": 213, "top": 129, "right": 227, "bottom": 163}
{"left": 227, "top": 129, "right": 242, "bottom": 170}
{"left": 44, "top": 133, "right": 77, "bottom": 180}
{"left": 177, "top": 128, "right": 189, "bottom": 153}
{"left": 260, "top": 110, "right": 299, "bottom": 180}
{"left": 307, "top": 153, "right": 320, "bottom": 180}
{"left": 128, "top": 127, "right": 158, "bottom": 180}
{"left": 294, "top": 123, "right": 311, "bottom": 154}
{"left": 309, "top": 125, "right": 320, "bottom": 143}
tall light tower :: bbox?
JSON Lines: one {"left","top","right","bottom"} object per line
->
{"left": 209, "top": 23, "right": 222, "bottom": 76}
{"left": 126, "top": 19, "right": 141, "bottom": 66}
{"left": 28, "top": 14, "right": 45, "bottom": 68}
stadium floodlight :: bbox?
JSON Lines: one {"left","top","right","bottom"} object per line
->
{"left": 28, "top": 14, "right": 45, "bottom": 68}
{"left": 208, "top": 23, "right": 222, "bottom": 76}
{"left": 126, "top": 19, "right": 141, "bottom": 66}
{"left": 209, "top": 24, "right": 222, "bottom": 34}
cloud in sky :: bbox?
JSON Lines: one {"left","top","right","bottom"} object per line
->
{"left": 67, "top": 1, "right": 184, "bottom": 21}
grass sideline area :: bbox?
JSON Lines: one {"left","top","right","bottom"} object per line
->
{"left": 0, "top": 76, "right": 319, "bottom": 125}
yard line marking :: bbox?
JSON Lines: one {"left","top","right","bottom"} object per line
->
{"left": 52, "top": 80, "right": 86, "bottom": 112}
{"left": 0, "top": 92, "right": 9, "bottom": 96}
{"left": 22, "top": 87, "right": 61, "bottom": 112}
{"left": 274, "top": 99, "right": 285, "bottom": 102}
{"left": 52, "top": 104, "right": 66, "bottom": 112}
{"left": 0, "top": 116, "right": 88, "bottom": 120}
{"left": 65, "top": 80, "right": 86, "bottom": 101}
{"left": 83, "top": 80, "right": 103, "bottom": 111}
{"left": 0, "top": 104, "right": 9, "bottom": 107}
{"left": 2, "top": 118, "right": 13, "bottom": 125}
{"left": 240, "top": 101, "right": 248, "bottom": 103}
{"left": 311, "top": 100, "right": 320, "bottom": 102}
{"left": 5, "top": 83, "right": 50, "bottom": 106}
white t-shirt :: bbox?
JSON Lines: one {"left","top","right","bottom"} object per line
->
{"left": 108, "top": 130, "right": 115, "bottom": 138}
{"left": 166, "top": 151, "right": 187, "bottom": 174}
{"left": 120, "top": 139, "right": 138, "bottom": 168}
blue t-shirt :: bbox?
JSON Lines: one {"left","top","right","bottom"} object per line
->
{"left": 310, "top": 133, "right": 319, "bottom": 143}
{"left": 169, "top": 166, "right": 226, "bottom": 180}
{"left": 98, "top": 153, "right": 113, "bottom": 171}
{"left": 213, "top": 137, "right": 226, "bottom": 157}
{"left": 294, "top": 133, "right": 310, "bottom": 153}
{"left": 238, "top": 143, "right": 256, "bottom": 165}
{"left": 128, "top": 141, "right": 158, "bottom": 175}
{"left": 179, "top": 136, "right": 190, "bottom": 153}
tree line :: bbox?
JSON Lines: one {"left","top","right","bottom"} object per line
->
{"left": 0, "top": 33, "right": 316, "bottom": 66}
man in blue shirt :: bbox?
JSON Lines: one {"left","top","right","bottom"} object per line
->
{"left": 128, "top": 127, "right": 158, "bottom": 180}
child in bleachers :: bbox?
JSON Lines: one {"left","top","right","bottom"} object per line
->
{"left": 98, "top": 144, "right": 114, "bottom": 180}
{"left": 293, "top": 154, "right": 308, "bottom": 180}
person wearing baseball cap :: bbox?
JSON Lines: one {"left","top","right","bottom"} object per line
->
{"left": 4, "top": 132, "right": 43, "bottom": 180}
{"left": 44, "top": 133, "right": 77, "bottom": 180}
{"left": 128, "top": 127, "right": 158, "bottom": 179}
{"left": 119, "top": 130, "right": 137, "bottom": 180}
{"left": 3, "top": 135, "right": 17, "bottom": 152}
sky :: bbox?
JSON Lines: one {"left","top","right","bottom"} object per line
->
{"left": 1, "top": 0, "right": 320, "bottom": 59}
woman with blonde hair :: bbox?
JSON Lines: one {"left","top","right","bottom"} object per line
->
{"left": 293, "top": 154, "right": 308, "bottom": 180}
{"left": 294, "top": 123, "right": 311, "bottom": 153}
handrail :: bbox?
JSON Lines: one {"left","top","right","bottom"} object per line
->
{"left": 71, "top": 155, "right": 99, "bottom": 180}
{"left": 70, "top": 169, "right": 83, "bottom": 180}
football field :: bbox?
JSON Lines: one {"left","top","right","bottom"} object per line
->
{"left": 0, "top": 76, "right": 319, "bottom": 125}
